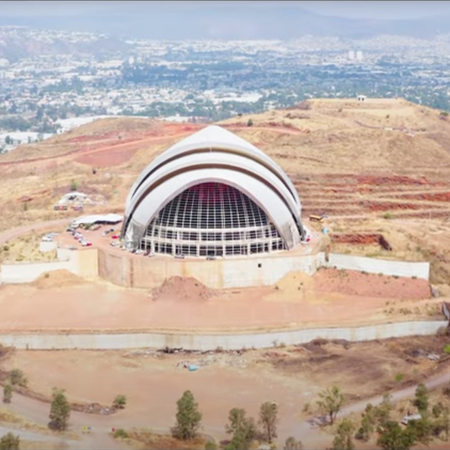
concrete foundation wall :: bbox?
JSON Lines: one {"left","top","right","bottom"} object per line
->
{"left": 98, "top": 247, "right": 428, "bottom": 289}
{"left": 0, "top": 320, "right": 445, "bottom": 351}
{"left": 99, "top": 248, "right": 324, "bottom": 289}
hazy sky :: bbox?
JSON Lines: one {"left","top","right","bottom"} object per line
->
{"left": 1, "top": 1, "right": 449, "bottom": 40}
{"left": 1, "top": 1, "right": 450, "bottom": 20}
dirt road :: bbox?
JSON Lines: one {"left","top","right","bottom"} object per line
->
{"left": 0, "top": 218, "right": 75, "bottom": 247}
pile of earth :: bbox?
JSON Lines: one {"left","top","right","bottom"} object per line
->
{"left": 30, "top": 269, "right": 88, "bottom": 289}
{"left": 151, "top": 276, "right": 219, "bottom": 302}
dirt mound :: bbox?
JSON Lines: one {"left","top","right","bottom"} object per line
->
{"left": 30, "top": 270, "right": 88, "bottom": 289}
{"left": 151, "top": 276, "right": 218, "bottom": 302}
{"left": 270, "top": 271, "right": 315, "bottom": 301}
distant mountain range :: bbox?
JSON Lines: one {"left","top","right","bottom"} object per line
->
{"left": 0, "top": 3, "right": 448, "bottom": 40}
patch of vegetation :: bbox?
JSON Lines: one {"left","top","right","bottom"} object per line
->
{"left": 112, "top": 394, "right": 127, "bottom": 409}
{"left": 0, "top": 433, "right": 20, "bottom": 450}
{"left": 9, "top": 368, "right": 27, "bottom": 387}
{"left": 113, "top": 428, "right": 129, "bottom": 439}
{"left": 2, "top": 383, "right": 12, "bottom": 404}
{"left": 394, "top": 373, "right": 404, "bottom": 383}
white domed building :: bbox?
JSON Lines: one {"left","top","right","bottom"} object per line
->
{"left": 121, "top": 125, "right": 305, "bottom": 258}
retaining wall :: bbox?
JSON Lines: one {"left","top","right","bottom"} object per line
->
{"left": 0, "top": 247, "right": 430, "bottom": 288}
{"left": 325, "top": 253, "right": 429, "bottom": 280}
{"left": 0, "top": 320, "right": 445, "bottom": 351}
{"left": 98, "top": 247, "right": 429, "bottom": 290}
{"left": 98, "top": 247, "right": 323, "bottom": 289}
{"left": 0, "top": 260, "right": 76, "bottom": 283}
{"left": 0, "top": 249, "right": 98, "bottom": 284}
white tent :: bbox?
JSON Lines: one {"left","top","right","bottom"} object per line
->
{"left": 71, "top": 213, "right": 123, "bottom": 226}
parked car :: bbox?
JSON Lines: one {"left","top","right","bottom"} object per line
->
{"left": 135, "top": 249, "right": 144, "bottom": 255}
{"left": 175, "top": 253, "right": 185, "bottom": 259}
{"left": 111, "top": 234, "right": 120, "bottom": 239}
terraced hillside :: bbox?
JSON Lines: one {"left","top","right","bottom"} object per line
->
{"left": 1, "top": 97, "right": 450, "bottom": 284}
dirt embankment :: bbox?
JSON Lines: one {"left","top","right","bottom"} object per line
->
{"left": 313, "top": 267, "right": 431, "bottom": 300}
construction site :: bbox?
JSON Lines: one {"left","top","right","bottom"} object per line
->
{"left": 0, "top": 98, "right": 449, "bottom": 449}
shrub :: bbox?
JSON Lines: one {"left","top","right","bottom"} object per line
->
{"left": 247, "top": 119, "right": 253, "bottom": 127}
{"left": 205, "top": 441, "right": 218, "bottom": 450}
{"left": 113, "top": 428, "right": 129, "bottom": 439}
{"left": 2, "top": 383, "right": 12, "bottom": 404}
{"left": 9, "top": 368, "right": 27, "bottom": 387}
{"left": 444, "top": 344, "right": 450, "bottom": 354}
{"left": 284, "top": 436, "right": 303, "bottom": 450}
{"left": 383, "top": 212, "right": 393, "bottom": 220}
{"left": 0, "top": 433, "right": 20, "bottom": 450}
{"left": 395, "top": 373, "right": 404, "bottom": 383}
{"left": 112, "top": 394, "right": 127, "bottom": 409}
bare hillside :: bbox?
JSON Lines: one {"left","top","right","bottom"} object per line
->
{"left": 1, "top": 98, "right": 450, "bottom": 283}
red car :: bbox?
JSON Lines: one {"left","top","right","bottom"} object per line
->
{"left": 111, "top": 234, "right": 120, "bottom": 239}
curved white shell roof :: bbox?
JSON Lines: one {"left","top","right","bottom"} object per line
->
{"left": 122, "top": 125, "right": 304, "bottom": 249}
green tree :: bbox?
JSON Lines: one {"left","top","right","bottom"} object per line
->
{"left": 258, "top": 401, "right": 279, "bottom": 444}
{"left": 9, "top": 369, "right": 27, "bottom": 387}
{"left": 0, "top": 432, "right": 20, "bottom": 450}
{"left": 172, "top": 390, "right": 202, "bottom": 440}
{"left": 316, "top": 385, "right": 345, "bottom": 425}
{"left": 377, "top": 420, "right": 416, "bottom": 450}
{"left": 374, "top": 394, "right": 394, "bottom": 429}
{"left": 413, "top": 383, "right": 429, "bottom": 416}
{"left": 284, "top": 436, "right": 304, "bottom": 450}
{"left": 225, "top": 408, "right": 256, "bottom": 450}
{"left": 330, "top": 417, "right": 355, "bottom": 450}
{"left": 2, "top": 383, "right": 12, "bottom": 404}
{"left": 406, "top": 417, "right": 431, "bottom": 445}
{"left": 247, "top": 118, "right": 253, "bottom": 127}
{"left": 112, "top": 395, "right": 127, "bottom": 409}
{"left": 355, "top": 403, "right": 377, "bottom": 441}
{"left": 49, "top": 388, "right": 71, "bottom": 431}
{"left": 432, "top": 405, "right": 450, "bottom": 441}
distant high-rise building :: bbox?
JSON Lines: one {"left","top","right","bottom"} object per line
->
{"left": 356, "top": 50, "right": 363, "bottom": 61}
{"left": 348, "top": 50, "right": 355, "bottom": 60}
